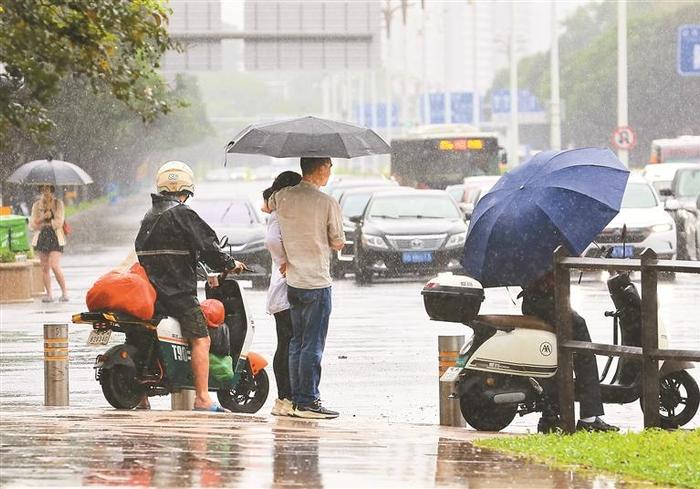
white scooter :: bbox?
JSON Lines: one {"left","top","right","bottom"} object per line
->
{"left": 421, "top": 272, "right": 698, "bottom": 432}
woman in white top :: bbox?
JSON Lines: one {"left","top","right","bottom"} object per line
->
{"left": 261, "top": 171, "right": 302, "bottom": 416}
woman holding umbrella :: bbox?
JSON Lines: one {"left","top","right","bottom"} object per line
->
{"left": 30, "top": 185, "right": 69, "bottom": 302}
{"left": 7, "top": 157, "right": 93, "bottom": 303}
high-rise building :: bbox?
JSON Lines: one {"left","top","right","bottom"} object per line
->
{"left": 162, "top": 0, "right": 222, "bottom": 71}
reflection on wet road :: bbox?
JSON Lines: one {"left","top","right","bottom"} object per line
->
{"left": 0, "top": 408, "right": 625, "bottom": 488}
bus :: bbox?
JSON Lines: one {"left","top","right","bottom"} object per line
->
{"left": 390, "top": 125, "right": 503, "bottom": 189}
{"left": 649, "top": 135, "right": 700, "bottom": 164}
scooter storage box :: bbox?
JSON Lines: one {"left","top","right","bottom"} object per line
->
{"left": 421, "top": 273, "right": 484, "bottom": 323}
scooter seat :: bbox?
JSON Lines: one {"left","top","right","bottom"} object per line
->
{"left": 475, "top": 314, "right": 555, "bottom": 333}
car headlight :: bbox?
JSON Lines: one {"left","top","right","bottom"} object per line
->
{"left": 445, "top": 232, "right": 467, "bottom": 248}
{"left": 361, "top": 234, "right": 388, "bottom": 249}
{"left": 650, "top": 223, "right": 673, "bottom": 233}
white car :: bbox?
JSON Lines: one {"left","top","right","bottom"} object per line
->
{"left": 585, "top": 177, "right": 676, "bottom": 259}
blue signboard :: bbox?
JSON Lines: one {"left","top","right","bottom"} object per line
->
{"left": 491, "top": 89, "right": 543, "bottom": 113}
{"left": 678, "top": 25, "right": 700, "bottom": 76}
{"left": 429, "top": 93, "right": 445, "bottom": 124}
{"left": 374, "top": 103, "right": 399, "bottom": 128}
{"left": 451, "top": 92, "right": 474, "bottom": 123}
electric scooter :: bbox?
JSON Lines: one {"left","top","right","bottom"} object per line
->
{"left": 422, "top": 269, "right": 699, "bottom": 432}
{"left": 73, "top": 264, "right": 269, "bottom": 413}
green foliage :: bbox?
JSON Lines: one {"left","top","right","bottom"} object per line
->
{"left": 476, "top": 429, "right": 700, "bottom": 488}
{"left": 0, "top": 73, "right": 212, "bottom": 197}
{"left": 0, "top": 0, "right": 176, "bottom": 139}
{"left": 0, "top": 249, "right": 16, "bottom": 263}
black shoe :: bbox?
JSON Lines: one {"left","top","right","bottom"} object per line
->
{"left": 292, "top": 400, "right": 339, "bottom": 419}
{"left": 537, "top": 415, "right": 561, "bottom": 434}
{"left": 576, "top": 417, "right": 619, "bottom": 432}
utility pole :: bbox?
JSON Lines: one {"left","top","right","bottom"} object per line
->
{"left": 509, "top": 2, "right": 519, "bottom": 166}
{"left": 443, "top": 2, "right": 451, "bottom": 124}
{"left": 471, "top": 1, "right": 480, "bottom": 128}
{"left": 422, "top": 1, "right": 430, "bottom": 125}
{"left": 549, "top": 0, "right": 561, "bottom": 150}
{"left": 617, "top": 0, "right": 629, "bottom": 167}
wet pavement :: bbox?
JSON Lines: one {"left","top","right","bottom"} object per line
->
{"left": 0, "top": 408, "right": 632, "bottom": 488}
{"left": 1, "top": 180, "right": 698, "bottom": 487}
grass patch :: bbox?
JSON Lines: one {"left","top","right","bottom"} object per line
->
{"left": 64, "top": 197, "right": 108, "bottom": 218}
{"left": 475, "top": 429, "right": 700, "bottom": 488}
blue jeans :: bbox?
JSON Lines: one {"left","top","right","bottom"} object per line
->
{"left": 287, "top": 286, "right": 332, "bottom": 406}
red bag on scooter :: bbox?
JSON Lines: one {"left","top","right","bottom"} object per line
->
{"left": 86, "top": 263, "right": 157, "bottom": 320}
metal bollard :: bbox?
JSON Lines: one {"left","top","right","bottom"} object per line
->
{"left": 438, "top": 335, "right": 465, "bottom": 427}
{"left": 171, "top": 389, "right": 195, "bottom": 410}
{"left": 44, "top": 324, "right": 69, "bottom": 406}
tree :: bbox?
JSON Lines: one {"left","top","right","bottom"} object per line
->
{"left": 0, "top": 0, "right": 176, "bottom": 139}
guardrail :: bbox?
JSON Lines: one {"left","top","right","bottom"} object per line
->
{"left": 553, "top": 246, "right": 700, "bottom": 433}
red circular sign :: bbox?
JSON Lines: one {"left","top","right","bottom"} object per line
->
{"left": 611, "top": 126, "right": 637, "bottom": 150}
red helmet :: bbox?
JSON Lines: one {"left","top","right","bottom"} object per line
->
{"left": 200, "top": 299, "right": 225, "bottom": 328}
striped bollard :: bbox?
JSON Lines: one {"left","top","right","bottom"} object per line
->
{"left": 438, "top": 335, "right": 465, "bottom": 427}
{"left": 44, "top": 324, "right": 69, "bottom": 406}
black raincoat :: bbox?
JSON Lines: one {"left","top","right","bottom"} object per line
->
{"left": 135, "top": 194, "right": 235, "bottom": 307}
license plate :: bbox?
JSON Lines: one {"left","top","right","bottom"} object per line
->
{"left": 402, "top": 251, "right": 433, "bottom": 264}
{"left": 440, "top": 366, "right": 462, "bottom": 383}
{"left": 611, "top": 245, "right": 634, "bottom": 258}
{"left": 87, "top": 329, "right": 111, "bottom": 346}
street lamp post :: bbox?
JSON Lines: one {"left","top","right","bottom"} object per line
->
{"left": 617, "top": 0, "right": 629, "bottom": 167}
{"left": 550, "top": 0, "right": 562, "bottom": 150}
{"left": 509, "top": 2, "right": 520, "bottom": 166}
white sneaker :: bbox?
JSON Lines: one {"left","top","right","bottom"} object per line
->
{"left": 271, "top": 398, "right": 294, "bottom": 416}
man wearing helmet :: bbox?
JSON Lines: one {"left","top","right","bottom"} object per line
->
{"left": 135, "top": 161, "right": 243, "bottom": 412}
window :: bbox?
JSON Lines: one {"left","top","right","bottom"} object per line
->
{"left": 368, "top": 195, "right": 461, "bottom": 219}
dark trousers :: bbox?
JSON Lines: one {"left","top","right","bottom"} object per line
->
{"left": 273, "top": 309, "right": 293, "bottom": 400}
{"left": 287, "top": 286, "right": 332, "bottom": 406}
{"left": 523, "top": 298, "right": 604, "bottom": 419}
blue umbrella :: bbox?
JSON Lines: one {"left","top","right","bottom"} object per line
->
{"left": 461, "top": 148, "right": 630, "bottom": 287}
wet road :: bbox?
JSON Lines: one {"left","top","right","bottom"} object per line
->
{"left": 0, "top": 179, "right": 698, "bottom": 487}
{"left": 1, "top": 408, "right": 633, "bottom": 488}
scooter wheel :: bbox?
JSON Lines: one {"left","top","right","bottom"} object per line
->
{"left": 99, "top": 365, "right": 147, "bottom": 410}
{"left": 648, "top": 370, "right": 700, "bottom": 429}
{"left": 217, "top": 368, "right": 269, "bottom": 413}
{"left": 459, "top": 391, "right": 517, "bottom": 432}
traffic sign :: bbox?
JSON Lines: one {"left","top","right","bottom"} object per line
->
{"left": 678, "top": 25, "right": 700, "bottom": 76}
{"left": 611, "top": 126, "right": 637, "bottom": 150}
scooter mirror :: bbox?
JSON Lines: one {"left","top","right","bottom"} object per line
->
{"left": 219, "top": 235, "right": 229, "bottom": 248}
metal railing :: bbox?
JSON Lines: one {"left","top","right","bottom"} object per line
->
{"left": 553, "top": 246, "right": 700, "bottom": 433}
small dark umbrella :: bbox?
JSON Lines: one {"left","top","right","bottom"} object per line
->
{"left": 461, "top": 147, "right": 630, "bottom": 288}
{"left": 6, "top": 158, "right": 94, "bottom": 186}
{"left": 226, "top": 116, "right": 391, "bottom": 158}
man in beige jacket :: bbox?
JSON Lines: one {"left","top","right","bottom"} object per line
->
{"left": 268, "top": 157, "right": 345, "bottom": 419}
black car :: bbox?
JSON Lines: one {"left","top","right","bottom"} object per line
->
{"left": 188, "top": 196, "right": 271, "bottom": 288}
{"left": 351, "top": 189, "right": 467, "bottom": 283}
{"left": 331, "top": 185, "right": 407, "bottom": 278}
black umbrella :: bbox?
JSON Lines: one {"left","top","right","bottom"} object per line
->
{"left": 226, "top": 116, "right": 391, "bottom": 159}
{"left": 6, "top": 158, "right": 94, "bottom": 186}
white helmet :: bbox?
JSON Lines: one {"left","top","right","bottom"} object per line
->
{"left": 156, "top": 161, "right": 195, "bottom": 195}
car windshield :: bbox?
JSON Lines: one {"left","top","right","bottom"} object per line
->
{"left": 651, "top": 180, "right": 672, "bottom": 194}
{"left": 368, "top": 195, "right": 461, "bottom": 219}
{"left": 446, "top": 185, "right": 464, "bottom": 202}
{"left": 342, "top": 193, "right": 373, "bottom": 217}
{"left": 621, "top": 182, "right": 657, "bottom": 209}
{"left": 464, "top": 183, "right": 495, "bottom": 205}
{"left": 192, "top": 200, "right": 259, "bottom": 225}
{"left": 676, "top": 170, "right": 700, "bottom": 197}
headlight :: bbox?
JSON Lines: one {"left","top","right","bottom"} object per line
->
{"left": 650, "top": 223, "right": 673, "bottom": 233}
{"left": 445, "top": 232, "right": 467, "bottom": 248}
{"left": 361, "top": 234, "right": 388, "bottom": 249}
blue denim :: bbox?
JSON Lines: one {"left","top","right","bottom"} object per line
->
{"left": 287, "top": 285, "right": 332, "bottom": 406}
